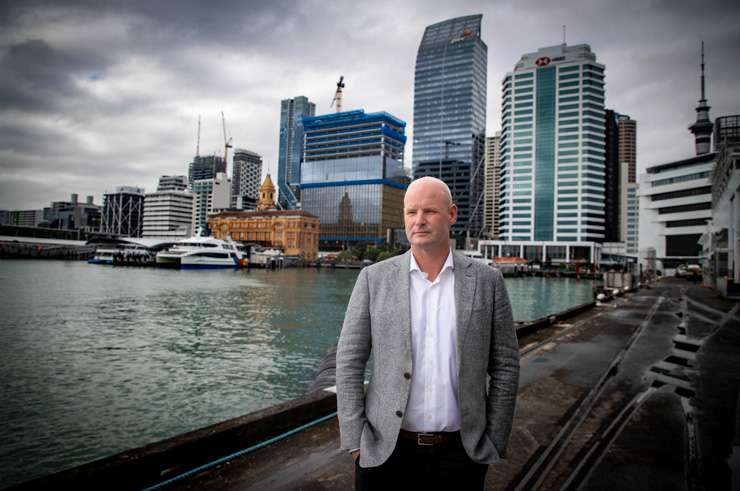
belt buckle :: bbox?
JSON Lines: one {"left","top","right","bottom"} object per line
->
{"left": 417, "top": 432, "right": 435, "bottom": 446}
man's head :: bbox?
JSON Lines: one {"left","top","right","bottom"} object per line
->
{"left": 403, "top": 177, "right": 457, "bottom": 252}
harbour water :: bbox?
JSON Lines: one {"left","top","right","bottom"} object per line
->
{"left": 0, "top": 259, "right": 596, "bottom": 486}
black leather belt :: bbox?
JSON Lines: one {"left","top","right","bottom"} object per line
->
{"left": 399, "top": 429, "right": 459, "bottom": 446}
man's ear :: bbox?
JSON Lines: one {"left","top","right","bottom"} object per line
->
{"left": 449, "top": 204, "right": 458, "bottom": 225}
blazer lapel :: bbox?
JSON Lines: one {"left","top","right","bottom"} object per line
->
{"left": 397, "top": 251, "right": 413, "bottom": 356}
{"left": 453, "top": 251, "right": 476, "bottom": 374}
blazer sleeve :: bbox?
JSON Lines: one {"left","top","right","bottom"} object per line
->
{"left": 336, "top": 266, "right": 372, "bottom": 451}
{"left": 486, "top": 268, "right": 520, "bottom": 458}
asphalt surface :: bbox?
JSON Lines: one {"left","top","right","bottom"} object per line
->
{"left": 167, "top": 278, "right": 739, "bottom": 491}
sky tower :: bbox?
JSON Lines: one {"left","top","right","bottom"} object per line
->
{"left": 688, "top": 41, "right": 713, "bottom": 155}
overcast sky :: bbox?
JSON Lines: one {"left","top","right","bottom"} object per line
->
{"left": 1, "top": 0, "right": 738, "bottom": 210}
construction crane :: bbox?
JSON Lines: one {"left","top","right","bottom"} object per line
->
{"left": 195, "top": 115, "right": 201, "bottom": 157}
{"left": 221, "top": 111, "right": 233, "bottom": 165}
{"left": 330, "top": 76, "right": 345, "bottom": 113}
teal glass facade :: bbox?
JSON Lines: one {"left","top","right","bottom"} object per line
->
{"left": 534, "top": 67, "right": 555, "bottom": 241}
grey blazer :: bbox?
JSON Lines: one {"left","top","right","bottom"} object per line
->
{"left": 336, "top": 250, "right": 520, "bottom": 468}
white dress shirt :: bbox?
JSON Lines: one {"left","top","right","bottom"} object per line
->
{"left": 402, "top": 250, "right": 460, "bottom": 432}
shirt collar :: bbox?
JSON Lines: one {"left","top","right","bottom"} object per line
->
{"left": 409, "top": 249, "right": 455, "bottom": 275}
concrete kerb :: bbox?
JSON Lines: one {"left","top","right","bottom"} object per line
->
{"left": 10, "top": 390, "right": 338, "bottom": 491}
{"left": 516, "top": 301, "right": 596, "bottom": 338}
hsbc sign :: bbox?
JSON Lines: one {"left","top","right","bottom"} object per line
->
{"left": 535, "top": 57, "right": 551, "bottom": 67}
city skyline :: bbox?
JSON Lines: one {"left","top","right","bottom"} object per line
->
{"left": 1, "top": 0, "right": 739, "bottom": 210}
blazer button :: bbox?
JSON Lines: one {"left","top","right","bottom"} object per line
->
{"left": 395, "top": 410, "right": 403, "bottom": 418}
{"left": 404, "top": 372, "right": 411, "bottom": 380}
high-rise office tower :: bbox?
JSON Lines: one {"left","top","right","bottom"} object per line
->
{"left": 412, "top": 15, "right": 487, "bottom": 241}
{"left": 604, "top": 110, "right": 637, "bottom": 245}
{"left": 142, "top": 175, "right": 193, "bottom": 238}
{"left": 188, "top": 155, "right": 226, "bottom": 189}
{"left": 231, "top": 149, "right": 262, "bottom": 211}
{"left": 619, "top": 115, "right": 637, "bottom": 183}
{"left": 618, "top": 114, "right": 637, "bottom": 251}
{"left": 499, "top": 43, "right": 606, "bottom": 244}
{"left": 483, "top": 132, "right": 502, "bottom": 239}
{"left": 102, "top": 186, "right": 145, "bottom": 237}
{"left": 278, "top": 96, "right": 315, "bottom": 209}
{"left": 604, "top": 109, "right": 620, "bottom": 242}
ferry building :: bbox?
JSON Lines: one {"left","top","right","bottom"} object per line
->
{"left": 209, "top": 175, "right": 319, "bottom": 260}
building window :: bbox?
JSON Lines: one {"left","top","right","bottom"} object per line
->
{"left": 658, "top": 201, "right": 712, "bottom": 215}
{"left": 665, "top": 234, "right": 702, "bottom": 257}
{"left": 651, "top": 171, "right": 711, "bottom": 187}
{"left": 651, "top": 186, "right": 711, "bottom": 202}
{"left": 665, "top": 218, "right": 709, "bottom": 227}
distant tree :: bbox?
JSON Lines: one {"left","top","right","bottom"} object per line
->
{"left": 376, "top": 251, "right": 395, "bottom": 262}
{"left": 365, "top": 246, "right": 382, "bottom": 262}
{"left": 337, "top": 250, "right": 353, "bottom": 263}
{"left": 376, "top": 248, "right": 406, "bottom": 262}
{"left": 350, "top": 243, "right": 367, "bottom": 261}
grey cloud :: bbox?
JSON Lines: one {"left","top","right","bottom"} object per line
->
{"left": 0, "top": 39, "right": 111, "bottom": 112}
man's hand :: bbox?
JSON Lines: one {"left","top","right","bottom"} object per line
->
{"left": 351, "top": 450, "right": 360, "bottom": 463}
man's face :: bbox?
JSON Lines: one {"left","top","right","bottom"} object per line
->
{"left": 403, "top": 181, "right": 457, "bottom": 250}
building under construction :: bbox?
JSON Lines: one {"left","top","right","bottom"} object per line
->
{"left": 188, "top": 155, "right": 226, "bottom": 190}
{"left": 299, "top": 109, "right": 408, "bottom": 249}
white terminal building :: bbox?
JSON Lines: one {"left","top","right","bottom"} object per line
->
{"left": 637, "top": 153, "right": 715, "bottom": 275}
{"left": 480, "top": 43, "right": 605, "bottom": 264}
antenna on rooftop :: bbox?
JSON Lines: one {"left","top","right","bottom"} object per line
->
{"left": 562, "top": 25, "right": 567, "bottom": 45}
{"left": 700, "top": 40, "right": 707, "bottom": 102}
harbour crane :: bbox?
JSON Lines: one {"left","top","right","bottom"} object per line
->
{"left": 330, "top": 76, "right": 345, "bottom": 113}
{"left": 221, "top": 111, "right": 233, "bottom": 165}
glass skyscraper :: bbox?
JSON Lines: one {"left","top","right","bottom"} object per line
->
{"left": 412, "top": 15, "right": 487, "bottom": 240}
{"left": 278, "top": 96, "right": 315, "bottom": 209}
{"left": 499, "top": 44, "right": 606, "bottom": 243}
{"left": 299, "top": 109, "right": 408, "bottom": 248}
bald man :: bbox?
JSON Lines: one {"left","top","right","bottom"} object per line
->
{"left": 336, "top": 177, "right": 520, "bottom": 490}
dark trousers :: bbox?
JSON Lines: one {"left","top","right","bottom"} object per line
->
{"left": 355, "top": 432, "right": 488, "bottom": 490}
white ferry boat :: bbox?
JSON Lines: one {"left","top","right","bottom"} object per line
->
{"left": 156, "top": 236, "right": 246, "bottom": 269}
{"left": 88, "top": 247, "right": 118, "bottom": 265}
{"left": 88, "top": 246, "right": 152, "bottom": 265}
